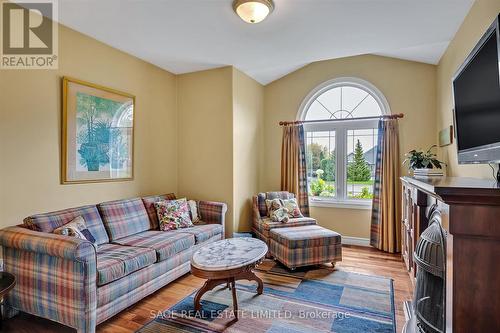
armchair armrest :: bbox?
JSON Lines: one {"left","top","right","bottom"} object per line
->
{"left": 252, "top": 196, "right": 263, "bottom": 225}
{"left": 0, "top": 226, "right": 97, "bottom": 333}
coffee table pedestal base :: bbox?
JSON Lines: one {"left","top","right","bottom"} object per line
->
{"left": 192, "top": 266, "right": 263, "bottom": 320}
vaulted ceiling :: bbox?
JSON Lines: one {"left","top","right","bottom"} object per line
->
{"left": 58, "top": 0, "right": 474, "bottom": 84}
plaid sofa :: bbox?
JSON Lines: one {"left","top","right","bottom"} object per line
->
{"left": 252, "top": 191, "right": 317, "bottom": 253}
{"left": 0, "top": 194, "right": 227, "bottom": 333}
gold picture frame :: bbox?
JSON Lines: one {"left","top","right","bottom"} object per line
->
{"left": 62, "top": 77, "right": 135, "bottom": 184}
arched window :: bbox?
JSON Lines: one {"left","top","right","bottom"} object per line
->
{"left": 298, "top": 77, "right": 390, "bottom": 207}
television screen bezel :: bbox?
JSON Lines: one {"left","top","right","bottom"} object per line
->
{"left": 452, "top": 14, "right": 500, "bottom": 164}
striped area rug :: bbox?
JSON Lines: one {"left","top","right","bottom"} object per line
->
{"left": 137, "top": 261, "right": 395, "bottom": 333}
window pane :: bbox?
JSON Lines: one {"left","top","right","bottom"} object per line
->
{"left": 351, "top": 94, "right": 381, "bottom": 118}
{"left": 346, "top": 128, "right": 378, "bottom": 200}
{"left": 304, "top": 86, "right": 382, "bottom": 121}
{"left": 305, "top": 100, "right": 332, "bottom": 120}
{"left": 340, "top": 86, "right": 369, "bottom": 114}
{"left": 306, "top": 131, "right": 336, "bottom": 198}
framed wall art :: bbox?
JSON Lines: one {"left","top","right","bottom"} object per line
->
{"left": 62, "top": 77, "right": 135, "bottom": 184}
{"left": 439, "top": 125, "right": 453, "bottom": 147}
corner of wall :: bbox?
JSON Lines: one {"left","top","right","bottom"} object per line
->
{"left": 232, "top": 69, "right": 265, "bottom": 233}
{"left": 176, "top": 67, "right": 235, "bottom": 237}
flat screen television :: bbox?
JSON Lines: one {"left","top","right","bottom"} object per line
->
{"left": 452, "top": 14, "right": 500, "bottom": 164}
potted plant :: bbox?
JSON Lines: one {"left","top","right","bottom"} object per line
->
{"left": 77, "top": 121, "right": 112, "bottom": 172}
{"left": 403, "top": 145, "right": 445, "bottom": 177}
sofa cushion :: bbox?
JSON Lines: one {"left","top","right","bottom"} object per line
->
{"left": 257, "top": 192, "right": 295, "bottom": 217}
{"left": 142, "top": 193, "right": 176, "bottom": 229}
{"left": 98, "top": 198, "right": 151, "bottom": 241}
{"left": 270, "top": 225, "right": 341, "bottom": 249}
{"left": 96, "top": 243, "right": 156, "bottom": 286}
{"left": 170, "top": 224, "right": 223, "bottom": 244}
{"left": 97, "top": 249, "right": 193, "bottom": 308}
{"left": 23, "top": 205, "right": 109, "bottom": 245}
{"left": 112, "top": 231, "right": 195, "bottom": 262}
{"left": 261, "top": 216, "right": 317, "bottom": 231}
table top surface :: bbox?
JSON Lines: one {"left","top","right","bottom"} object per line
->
{"left": 191, "top": 237, "right": 268, "bottom": 271}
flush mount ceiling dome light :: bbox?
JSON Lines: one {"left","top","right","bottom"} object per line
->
{"left": 232, "top": 0, "right": 274, "bottom": 24}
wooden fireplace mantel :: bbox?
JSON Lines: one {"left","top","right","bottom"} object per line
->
{"left": 401, "top": 176, "right": 500, "bottom": 333}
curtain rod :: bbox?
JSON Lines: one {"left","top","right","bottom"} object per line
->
{"left": 279, "top": 113, "right": 404, "bottom": 126}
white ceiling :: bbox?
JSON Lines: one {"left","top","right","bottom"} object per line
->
{"left": 57, "top": 0, "right": 475, "bottom": 85}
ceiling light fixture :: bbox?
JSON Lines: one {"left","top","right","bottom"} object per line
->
{"left": 232, "top": 0, "right": 274, "bottom": 24}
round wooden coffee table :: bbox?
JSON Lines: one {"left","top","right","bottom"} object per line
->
{"left": 191, "top": 238, "right": 268, "bottom": 319}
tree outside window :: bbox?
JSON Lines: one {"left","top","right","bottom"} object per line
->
{"left": 301, "top": 79, "right": 387, "bottom": 204}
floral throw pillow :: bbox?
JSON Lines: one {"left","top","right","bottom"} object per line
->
{"left": 282, "top": 198, "right": 303, "bottom": 218}
{"left": 155, "top": 198, "right": 193, "bottom": 231}
{"left": 265, "top": 199, "right": 289, "bottom": 223}
{"left": 271, "top": 207, "right": 289, "bottom": 223}
{"left": 53, "top": 216, "right": 97, "bottom": 245}
{"left": 265, "top": 199, "right": 282, "bottom": 217}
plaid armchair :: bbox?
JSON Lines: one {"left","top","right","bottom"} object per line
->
{"left": 252, "top": 191, "right": 317, "bottom": 251}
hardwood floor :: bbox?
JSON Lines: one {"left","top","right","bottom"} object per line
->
{"left": 2, "top": 245, "right": 413, "bottom": 333}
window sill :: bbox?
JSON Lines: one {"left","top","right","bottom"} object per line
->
{"left": 309, "top": 199, "right": 373, "bottom": 210}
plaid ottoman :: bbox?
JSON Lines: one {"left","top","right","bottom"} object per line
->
{"left": 269, "top": 225, "right": 342, "bottom": 270}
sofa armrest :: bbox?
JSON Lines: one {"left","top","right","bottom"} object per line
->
{"left": 0, "top": 226, "right": 97, "bottom": 332}
{"left": 198, "top": 200, "right": 227, "bottom": 229}
{"left": 0, "top": 226, "right": 96, "bottom": 262}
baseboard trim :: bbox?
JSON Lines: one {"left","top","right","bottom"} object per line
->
{"left": 342, "top": 236, "right": 370, "bottom": 247}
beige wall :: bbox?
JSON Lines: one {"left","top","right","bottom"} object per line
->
{"left": 0, "top": 24, "right": 178, "bottom": 229}
{"left": 437, "top": 0, "right": 500, "bottom": 178}
{"left": 233, "top": 69, "right": 264, "bottom": 232}
{"left": 177, "top": 67, "right": 264, "bottom": 235}
{"left": 5, "top": 8, "right": 488, "bottom": 239}
{"left": 177, "top": 67, "right": 234, "bottom": 236}
{"left": 263, "top": 55, "right": 437, "bottom": 238}
{"left": 310, "top": 207, "right": 371, "bottom": 239}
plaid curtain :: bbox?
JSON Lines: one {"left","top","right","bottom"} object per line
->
{"left": 370, "top": 119, "right": 401, "bottom": 253}
{"left": 281, "top": 124, "right": 310, "bottom": 217}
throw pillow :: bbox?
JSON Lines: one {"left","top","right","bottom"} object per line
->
{"left": 282, "top": 198, "right": 303, "bottom": 218}
{"left": 188, "top": 200, "right": 202, "bottom": 224}
{"left": 265, "top": 198, "right": 289, "bottom": 223}
{"left": 271, "top": 207, "right": 289, "bottom": 223}
{"left": 265, "top": 198, "right": 283, "bottom": 217}
{"left": 53, "top": 216, "right": 97, "bottom": 244}
{"left": 155, "top": 198, "right": 193, "bottom": 231}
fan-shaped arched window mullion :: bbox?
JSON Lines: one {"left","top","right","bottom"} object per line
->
{"left": 297, "top": 77, "right": 390, "bottom": 208}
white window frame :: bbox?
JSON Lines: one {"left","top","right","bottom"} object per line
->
{"left": 298, "top": 77, "right": 391, "bottom": 209}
